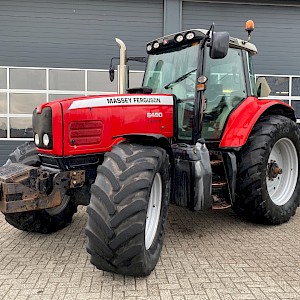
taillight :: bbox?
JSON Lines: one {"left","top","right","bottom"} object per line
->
{"left": 69, "top": 120, "right": 103, "bottom": 146}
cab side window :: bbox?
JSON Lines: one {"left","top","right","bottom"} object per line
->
{"left": 247, "top": 53, "right": 257, "bottom": 96}
{"left": 202, "top": 48, "right": 246, "bottom": 140}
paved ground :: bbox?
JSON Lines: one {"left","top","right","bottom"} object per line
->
{"left": 0, "top": 205, "right": 300, "bottom": 300}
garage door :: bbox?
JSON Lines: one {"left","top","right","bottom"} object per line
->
{"left": 0, "top": 0, "right": 163, "bottom": 69}
{"left": 183, "top": 1, "right": 300, "bottom": 75}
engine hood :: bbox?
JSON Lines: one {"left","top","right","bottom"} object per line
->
{"left": 34, "top": 93, "right": 174, "bottom": 157}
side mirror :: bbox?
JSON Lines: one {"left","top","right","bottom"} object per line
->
{"left": 209, "top": 32, "right": 230, "bottom": 59}
{"left": 256, "top": 77, "right": 271, "bottom": 97}
{"left": 109, "top": 68, "right": 115, "bottom": 82}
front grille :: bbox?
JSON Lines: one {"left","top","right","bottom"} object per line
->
{"left": 69, "top": 120, "right": 103, "bottom": 146}
{"left": 40, "top": 154, "right": 100, "bottom": 170}
{"left": 32, "top": 107, "right": 53, "bottom": 149}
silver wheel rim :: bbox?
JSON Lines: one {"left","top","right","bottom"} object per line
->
{"left": 145, "top": 173, "right": 162, "bottom": 250}
{"left": 45, "top": 194, "right": 70, "bottom": 216}
{"left": 266, "top": 138, "right": 298, "bottom": 206}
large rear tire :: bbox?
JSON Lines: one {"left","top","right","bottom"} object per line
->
{"left": 234, "top": 115, "right": 300, "bottom": 224}
{"left": 85, "top": 143, "right": 170, "bottom": 276}
{"left": 3, "top": 142, "right": 77, "bottom": 233}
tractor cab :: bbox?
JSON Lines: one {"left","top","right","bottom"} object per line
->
{"left": 143, "top": 25, "right": 258, "bottom": 144}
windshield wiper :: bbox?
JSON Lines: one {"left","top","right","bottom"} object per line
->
{"left": 164, "top": 68, "right": 197, "bottom": 89}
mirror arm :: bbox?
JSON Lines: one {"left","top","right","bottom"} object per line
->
{"left": 201, "top": 23, "right": 214, "bottom": 49}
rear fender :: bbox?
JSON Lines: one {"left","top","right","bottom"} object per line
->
{"left": 219, "top": 97, "right": 296, "bottom": 149}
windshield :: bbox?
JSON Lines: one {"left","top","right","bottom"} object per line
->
{"left": 143, "top": 44, "right": 199, "bottom": 100}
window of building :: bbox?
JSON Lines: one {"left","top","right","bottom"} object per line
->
{"left": 0, "top": 68, "right": 7, "bottom": 89}
{"left": 0, "top": 67, "right": 143, "bottom": 140}
{"left": 49, "top": 70, "right": 85, "bottom": 91}
{"left": 292, "top": 77, "right": 300, "bottom": 96}
{"left": 0, "top": 93, "right": 6, "bottom": 114}
{"left": 263, "top": 76, "right": 289, "bottom": 96}
{"left": 10, "top": 69, "right": 46, "bottom": 90}
{"left": 255, "top": 74, "right": 300, "bottom": 121}
{"left": 0, "top": 117, "right": 7, "bottom": 138}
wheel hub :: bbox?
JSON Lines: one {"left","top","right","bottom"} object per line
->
{"left": 267, "top": 160, "right": 283, "bottom": 180}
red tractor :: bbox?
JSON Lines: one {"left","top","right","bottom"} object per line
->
{"left": 1, "top": 21, "right": 299, "bottom": 276}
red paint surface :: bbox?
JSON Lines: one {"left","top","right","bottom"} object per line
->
{"left": 37, "top": 94, "right": 173, "bottom": 156}
{"left": 220, "top": 97, "right": 294, "bottom": 148}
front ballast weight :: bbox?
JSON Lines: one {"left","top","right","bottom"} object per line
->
{"left": 0, "top": 162, "right": 85, "bottom": 213}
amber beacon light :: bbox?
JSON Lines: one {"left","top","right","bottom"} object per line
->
{"left": 245, "top": 20, "right": 255, "bottom": 41}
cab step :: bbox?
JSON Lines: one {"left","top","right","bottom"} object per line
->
{"left": 211, "top": 194, "right": 231, "bottom": 210}
{"left": 211, "top": 159, "right": 223, "bottom": 166}
{"left": 212, "top": 180, "right": 227, "bottom": 188}
{"left": 212, "top": 202, "right": 231, "bottom": 210}
{"left": 210, "top": 151, "right": 231, "bottom": 209}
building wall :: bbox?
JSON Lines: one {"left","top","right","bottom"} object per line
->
{"left": 0, "top": 0, "right": 163, "bottom": 69}
{"left": 182, "top": 1, "right": 300, "bottom": 75}
{"left": 1, "top": 0, "right": 300, "bottom": 72}
{"left": 1, "top": 0, "right": 300, "bottom": 164}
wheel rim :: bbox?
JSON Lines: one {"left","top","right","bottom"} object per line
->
{"left": 145, "top": 173, "right": 162, "bottom": 250}
{"left": 266, "top": 138, "right": 298, "bottom": 205}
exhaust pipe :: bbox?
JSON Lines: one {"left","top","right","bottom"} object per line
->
{"left": 115, "top": 38, "right": 128, "bottom": 94}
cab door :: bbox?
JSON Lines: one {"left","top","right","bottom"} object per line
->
{"left": 201, "top": 48, "right": 248, "bottom": 140}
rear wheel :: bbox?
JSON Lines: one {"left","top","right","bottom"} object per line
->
{"left": 85, "top": 142, "right": 170, "bottom": 276}
{"left": 3, "top": 142, "right": 77, "bottom": 233}
{"left": 234, "top": 116, "right": 300, "bottom": 224}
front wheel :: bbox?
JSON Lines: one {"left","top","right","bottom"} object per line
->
{"left": 85, "top": 143, "right": 170, "bottom": 276}
{"left": 234, "top": 115, "right": 300, "bottom": 224}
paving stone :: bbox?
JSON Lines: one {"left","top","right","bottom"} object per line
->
{"left": 0, "top": 205, "right": 300, "bottom": 300}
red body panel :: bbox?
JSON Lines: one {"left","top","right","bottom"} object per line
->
{"left": 37, "top": 101, "right": 64, "bottom": 156}
{"left": 37, "top": 94, "right": 174, "bottom": 156}
{"left": 220, "top": 96, "right": 295, "bottom": 148}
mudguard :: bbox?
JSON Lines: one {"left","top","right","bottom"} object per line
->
{"left": 219, "top": 97, "right": 296, "bottom": 149}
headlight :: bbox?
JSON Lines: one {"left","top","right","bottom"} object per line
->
{"left": 146, "top": 44, "right": 152, "bottom": 52}
{"left": 175, "top": 34, "right": 184, "bottom": 42}
{"left": 153, "top": 41, "right": 160, "bottom": 49}
{"left": 34, "top": 133, "right": 40, "bottom": 146}
{"left": 185, "top": 32, "right": 195, "bottom": 40}
{"left": 43, "top": 134, "right": 50, "bottom": 146}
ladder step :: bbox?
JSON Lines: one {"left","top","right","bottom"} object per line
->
{"left": 211, "top": 159, "right": 222, "bottom": 166}
{"left": 211, "top": 195, "right": 231, "bottom": 210}
{"left": 212, "top": 201, "right": 231, "bottom": 210}
{"left": 212, "top": 181, "right": 227, "bottom": 188}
